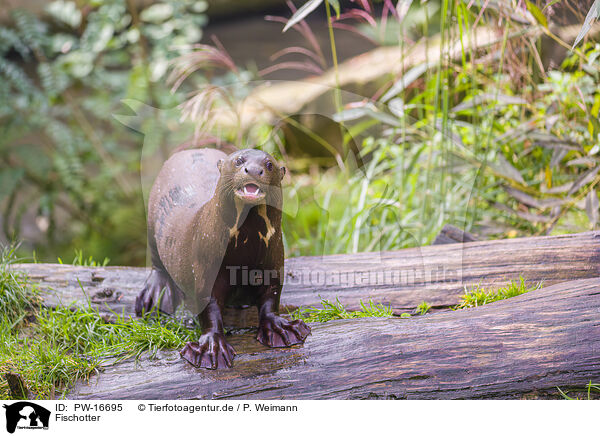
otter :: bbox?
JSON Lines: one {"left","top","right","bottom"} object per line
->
{"left": 135, "top": 147, "right": 310, "bottom": 369}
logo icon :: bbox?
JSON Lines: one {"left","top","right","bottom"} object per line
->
{"left": 2, "top": 402, "right": 50, "bottom": 433}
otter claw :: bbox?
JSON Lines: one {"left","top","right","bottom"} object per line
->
{"left": 257, "top": 316, "right": 311, "bottom": 348}
{"left": 180, "top": 333, "right": 236, "bottom": 369}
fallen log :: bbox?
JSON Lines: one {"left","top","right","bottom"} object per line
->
{"left": 14, "top": 231, "right": 600, "bottom": 321}
{"left": 432, "top": 224, "right": 479, "bottom": 245}
{"left": 67, "top": 277, "right": 600, "bottom": 400}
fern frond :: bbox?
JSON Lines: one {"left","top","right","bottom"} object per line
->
{"left": 0, "top": 57, "right": 35, "bottom": 95}
{"left": 12, "top": 9, "right": 47, "bottom": 56}
{"left": 0, "top": 26, "right": 30, "bottom": 59}
{"left": 38, "top": 62, "right": 57, "bottom": 96}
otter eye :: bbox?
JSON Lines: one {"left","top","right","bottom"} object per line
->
{"left": 266, "top": 161, "right": 273, "bottom": 171}
{"left": 235, "top": 157, "right": 245, "bottom": 166}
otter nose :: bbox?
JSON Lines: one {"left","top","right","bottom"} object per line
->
{"left": 244, "top": 164, "right": 264, "bottom": 178}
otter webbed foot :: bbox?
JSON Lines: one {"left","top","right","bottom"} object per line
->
{"left": 135, "top": 268, "right": 182, "bottom": 316}
{"left": 180, "top": 332, "right": 236, "bottom": 369}
{"left": 257, "top": 315, "right": 311, "bottom": 348}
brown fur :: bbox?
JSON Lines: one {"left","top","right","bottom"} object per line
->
{"left": 135, "top": 147, "right": 310, "bottom": 369}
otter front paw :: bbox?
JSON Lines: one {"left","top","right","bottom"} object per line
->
{"left": 257, "top": 315, "right": 311, "bottom": 348}
{"left": 180, "top": 333, "right": 236, "bottom": 369}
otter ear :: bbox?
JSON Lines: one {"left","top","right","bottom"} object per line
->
{"left": 279, "top": 166, "right": 286, "bottom": 180}
{"left": 217, "top": 159, "right": 224, "bottom": 172}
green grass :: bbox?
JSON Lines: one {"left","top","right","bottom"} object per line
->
{"left": 281, "top": 133, "right": 476, "bottom": 257}
{"left": 455, "top": 276, "right": 541, "bottom": 310}
{"left": 0, "top": 246, "right": 201, "bottom": 400}
{"left": 415, "top": 301, "right": 432, "bottom": 315}
{"left": 57, "top": 248, "right": 110, "bottom": 267}
{"left": 289, "top": 278, "right": 538, "bottom": 323}
{"left": 557, "top": 381, "right": 600, "bottom": 400}
{"left": 37, "top": 306, "right": 201, "bottom": 362}
{"left": 289, "top": 298, "right": 393, "bottom": 323}
{"left": 2, "top": 304, "right": 202, "bottom": 400}
{"left": 0, "top": 329, "right": 100, "bottom": 400}
{"left": 0, "top": 246, "right": 39, "bottom": 327}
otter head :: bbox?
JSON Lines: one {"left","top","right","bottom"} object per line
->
{"left": 217, "top": 149, "right": 286, "bottom": 206}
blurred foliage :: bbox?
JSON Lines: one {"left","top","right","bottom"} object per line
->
{"left": 0, "top": 0, "right": 207, "bottom": 264}
{"left": 169, "top": 0, "right": 600, "bottom": 258}
{"left": 273, "top": 0, "right": 600, "bottom": 255}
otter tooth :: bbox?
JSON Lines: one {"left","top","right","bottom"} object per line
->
{"left": 243, "top": 185, "right": 261, "bottom": 196}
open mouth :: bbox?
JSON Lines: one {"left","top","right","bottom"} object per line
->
{"left": 236, "top": 183, "right": 265, "bottom": 201}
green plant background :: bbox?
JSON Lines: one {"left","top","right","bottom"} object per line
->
{"left": 1, "top": 0, "right": 599, "bottom": 266}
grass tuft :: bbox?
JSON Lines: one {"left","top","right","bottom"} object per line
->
{"left": 0, "top": 245, "right": 40, "bottom": 326}
{"left": 37, "top": 305, "right": 201, "bottom": 362}
{"left": 0, "top": 244, "right": 201, "bottom": 400}
{"left": 557, "top": 381, "right": 600, "bottom": 400}
{"left": 454, "top": 276, "right": 541, "bottom": 310}
{"left": 289, "top": 298, "right": 393, "bottom": 323}
{"left": 57, "top": 249, "right": 110, "bottom": 267}
{"left": 415, "top": 301, "right": 432, "bottom": 315}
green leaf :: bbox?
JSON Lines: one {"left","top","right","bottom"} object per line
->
{"left": 333, "top": 103, "right": 401, "bottom": 127}
{"left": 396, "top": 0, "right": 414, "bottom": 22}
{"left": 13, "top": 144, "right": 52, "bottom": 177}
{"left": 45, "top": 1, "right": 82, "bottom": 29}
{"left": 573, "top": 0, "right": 600, "bottom": 48}
{"left": 92, "top": 23, "right": 115, "bottom": 53}
{"left": 585, "top": 188, "right": 599, "bottom": 226}
{"left": 494, "top": 154, "right": 526, "bottom": 185}
{"left": 327, "top": 0, "right": 340, "bottom": 18}
{"left": 283, "top": 0, "right": 323, "bottom": 32}
{"left": 57, "top": 51, "right": 95, "bottom": 78}
{"left": 526, "top": 0, "right": 548, "bottom": 28}
{"left": 542, "top": 0, "right": 562, "bottom": 11}
{"left": 381, "top": 62, "right": 431, "bottom": 102}
{"left": 140, "top": 3, "right": 174, "bottom": 23}
{"left": 0, "top": 168, "right": 24, "bottom": 200}
{"left": 190, "top": 1, "right": 208, "bottom": 13}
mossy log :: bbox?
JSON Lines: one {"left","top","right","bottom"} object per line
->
{"left": 64, "top": 276, "right": 600, "bottom": 399}
{"left": 15, "top": 231, "right": 600, "bottom": 322}
{"left": 10, "top": 230, "right": 600, "bottom": 399}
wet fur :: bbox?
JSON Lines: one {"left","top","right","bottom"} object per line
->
{"left": 136, "top": 147, "right": 311, "bottom": 369}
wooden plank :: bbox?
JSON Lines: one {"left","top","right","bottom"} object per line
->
{"left": 13, "top": 231, "right": 600, "bottom": 319}
{"left": 66, "top": 277, "right": 600, "bottom": 400}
